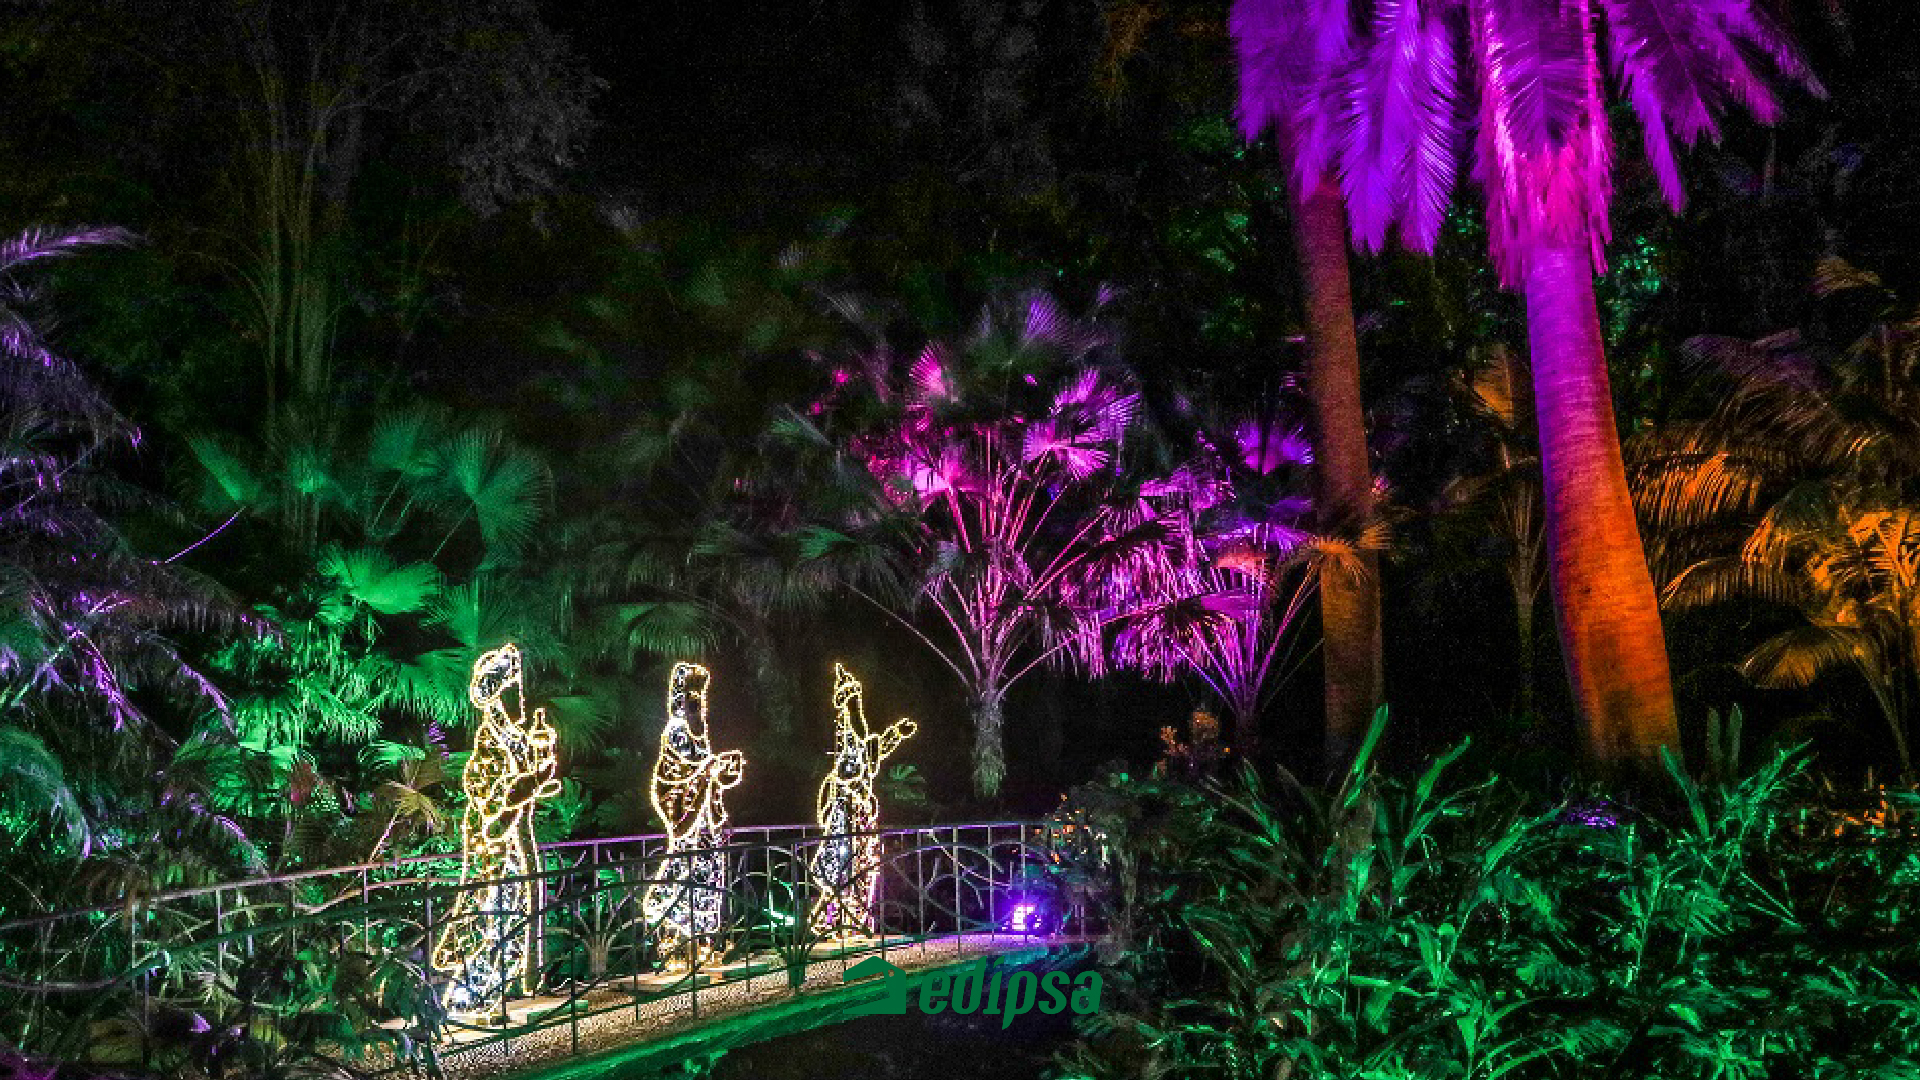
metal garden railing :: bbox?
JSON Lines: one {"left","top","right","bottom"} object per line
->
{"left": 0, "top": 821, "right": 1070, "bottom": 1078}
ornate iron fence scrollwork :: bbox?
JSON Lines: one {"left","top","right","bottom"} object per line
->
{"left": 0, "top": 820, "right": 1060, "bottom": 1076}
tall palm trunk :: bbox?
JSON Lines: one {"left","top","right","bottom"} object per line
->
{"left": 1522, "top": 243, "right": 1680, "bottom": 765}
{"left": 1292, "top": 174, "right": 1383, "bottom": 771}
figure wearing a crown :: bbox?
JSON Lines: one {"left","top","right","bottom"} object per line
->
{"left": 809, "top": 665, "right": 916, "bottom": 936}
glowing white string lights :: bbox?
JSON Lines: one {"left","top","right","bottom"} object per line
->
{"left": 430, "top": 644, "right": 562, "bottom": 1015}
{"left": 642, "top": 662, "right": 746, "bottom": 969}
{"left": 809, "top": 664, "right": 916, "bottom": 936}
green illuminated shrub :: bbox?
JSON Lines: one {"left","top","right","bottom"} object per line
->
{"left": 1058, "top": 709, "right": 1920, "bottom": 1079}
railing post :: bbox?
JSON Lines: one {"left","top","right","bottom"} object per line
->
{"left": 951, "top": 825, "right": 962, "bottom": 942}
{"left": 1019, "top": 821, "right": 1030, "bottom": 937}
{"left": 533, "top": 855, "right": 547, "bottom": 999}
{"left": 213, "top": 888, "right": 226, "bottom": 1005}
{"left": 569, "top": 889, "right": 581, "bottom": 1056}
{"left": 987, "top": 823, "right": 997, "bottom": 944}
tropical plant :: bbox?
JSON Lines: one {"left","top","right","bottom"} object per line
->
{"left": 0, "top": 226, "right": 262, "bottom": 885}
{"left": 1108, "top": 417, "right": 1331, "bottom": 756}
{"left": 1436, "top": 343, "right": 1548, "bottom": 720}
{"left": 1061, "top": 712, "right": 1920, "bottom": 1079}
{"left": 180, "top": 408, "right": 612, "bottom": 869}
{"left": 1233, "top": 0, "right": 1821, "bottom": 768}
{"left": 1230, "top": 0, "right": 1384, "bottom": 769}
{"left": 537, "top": 219, "right": 855, "bottom": 737}
{"left": 1634, "top": 259, "right": 1920, "bottom": 776}
{"left": 809, "top": 291, "right": 1181, "bottom": 797}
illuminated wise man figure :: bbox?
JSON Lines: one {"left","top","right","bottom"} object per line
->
{"left": 430, "top": 643, "right": 562, "bottom": 1015}
{"left": 642, "top": 662, "right": 745, "bottom": 969}
{"left": 809, "top": 664, "right": 916, "bottom": 936}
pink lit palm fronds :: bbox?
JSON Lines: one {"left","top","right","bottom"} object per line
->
{"left": 844, "top": 293, "right": 1171, "bottom": 703}
{"left": 1233, "top": 0, "right": 1820, "bottom": 275}
{"left": 1107, "top": 421, "right": 1325, "bottom": 737}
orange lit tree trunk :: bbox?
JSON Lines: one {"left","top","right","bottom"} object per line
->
{"left": 1522, "top": 243, "right": 1679, "bottom": 765}
{"left": 1292, "top": 174, "right": 1383, "bottom": 772}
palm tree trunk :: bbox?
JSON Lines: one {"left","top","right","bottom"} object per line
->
{"left": 972, "top": 692, "right": 1007, "bottom": 799}
{"left": 1521, "top": 243, "right": 1680, "bottom": 766}
{"left": 1231, "top": 704, "right": 1261, "bottom": 762}
{"left": 1291, "top": 173, "right": 1383, "bottom": 772}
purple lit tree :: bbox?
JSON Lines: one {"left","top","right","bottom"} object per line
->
{"left": 1229, "top": 0, "right": 1385, "bottom": 770}
{"left": 1109, "top": 419, "right": 1333, "bottom": 757}
{"left": 0, "top": 227, "right": 259, "bottom": 856}
{"left": 1234, "top": 0, "right": 1819, "bottom": 766}
{"left": 819, "top": 293, "right": 1179, "bottom": 798}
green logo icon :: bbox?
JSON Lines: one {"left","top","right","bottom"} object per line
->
{"left": 844, "top": 956, "right": 911, "bottom": 1016}
{"left": 842, "top": 956, "right": 1102, "bottom": 1027}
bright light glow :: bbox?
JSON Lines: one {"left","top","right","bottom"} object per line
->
{"left": 1005, "top": 901, "right": 1042, "bottom": 933}
{"left": 642, "top": 662, "right": 745, "bottom": 969}
{"left": 430, "top": 644, "right": 562, "bottom": 1015}
{"left": 809, "top": 664, "right": 916, "bottom": 936}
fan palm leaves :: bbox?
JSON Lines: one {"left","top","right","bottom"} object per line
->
{"left": 1107, "top": 415, "right": 1335, "bottom": 756}
{"left": 1635, "top": 262, "right": 1920, "bottom": 774}
{"left": 430, "top": 427, "right": 547, "bottom": 561}
{"left": 818, "top": 291, "right": 1176, "bottom": 797}
{"left": 317, "top": 546, "right": 442, "bottom": 616}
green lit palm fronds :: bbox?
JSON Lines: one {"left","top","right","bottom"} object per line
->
{"left": 0, "top": 725, "right": 89, "bottom": 853}
{"left": 317, "top": 546, "right": 442, "bottom": 616}
{"left": 430, "top": 426, "right": 548, "bottom": 561}
{"left": 193, "top": 406, "right": 570, "bottom": 767}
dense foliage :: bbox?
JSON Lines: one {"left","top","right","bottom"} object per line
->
{"left": 1056, "top": 713, "right": 1920, "bottom": 1079}
{"left": 0, "top": 1, "right": 1918, "bottom": 1075}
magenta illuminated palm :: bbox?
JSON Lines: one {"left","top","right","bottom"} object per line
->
{"left": 1230, "top": 0, "right": 1389, "bottom": 770}
{"left": 1111, "top": 421, "right": 1327, "bottom": 756}
{"left": 1235, "top": 0, "right": 1818, "bottom": 766}
{"left": 844, "top": 294, "right": 1175, "bottom": 797}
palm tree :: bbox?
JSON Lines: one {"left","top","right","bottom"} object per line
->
{"left": 0, "top": 226, "right": 263, "bottom": 880}
{"left": 1110, "top": 419, "right": 1329, "bottom": 755}
{"left": 1438, "top": 344, "right": 1548, "bottom": 719}
{"left": 1634, "top": 259, "right": 1920, "bottom": 775}
{"left": 812, "top": 292, "right": 1178, "bottom": 797}
{"left": 1230, "top": 0, "right": 1384, "bottom": 769}
{"left": 1236, "top": 0, "right": 1818, "bottom": 766}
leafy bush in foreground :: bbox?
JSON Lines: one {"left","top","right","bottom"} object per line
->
{"left": 1057, "top": 712, "right": 1920, "bottom": 1079}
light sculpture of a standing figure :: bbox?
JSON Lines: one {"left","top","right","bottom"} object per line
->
{"left": 642, "top": 662, "right": 745, "bottom": 969}
{"left": 809, "top": 664, "right": 916, "bottom": 936}
{"left": 430, "top": 644, "right": 561, "bottom": 1015}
